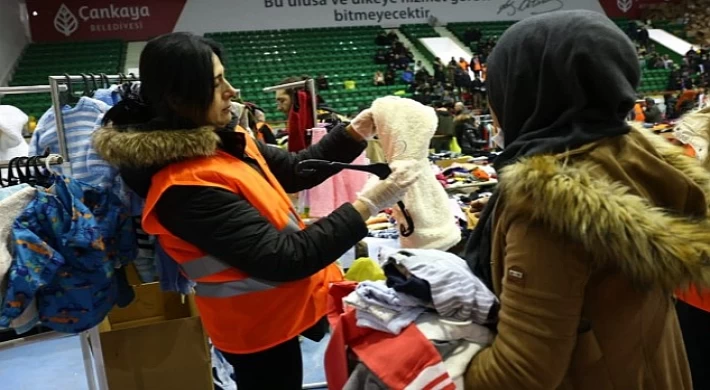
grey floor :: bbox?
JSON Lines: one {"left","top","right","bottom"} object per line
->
{"left": 0, "top": 333, "right": 329, "bottom": 389}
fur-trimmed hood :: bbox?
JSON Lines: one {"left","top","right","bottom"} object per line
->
{"left": 93, "top": 101, "right": 252, "bottom": 169}
{"left": 498, "top": 127, "right": 710, "bottom": 291}
{"left": 93, "top": 125, "right": 221, "bottom": 168}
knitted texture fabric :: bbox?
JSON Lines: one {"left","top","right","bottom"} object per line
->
{"left": 370, "top": 96, "right": 460, "bottom": 250}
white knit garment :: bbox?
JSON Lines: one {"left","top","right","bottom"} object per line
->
{"left": 370, "top": 96, "right": 460, "bottom": 250}
{"left": 0, "top": 105, "right": 29, "bottom": 161}
{"left": 0, "top": 186, "right": 39, "bottom": 332}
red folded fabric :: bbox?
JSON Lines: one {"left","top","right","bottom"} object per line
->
{"left": 287, "top": 90, "right": 314, "bottom": 152}
{"left": 325, "top": 282, "right": 455, "bottom": 390}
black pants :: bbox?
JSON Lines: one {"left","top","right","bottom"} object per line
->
{"left": 220, "top": 337, "right": 303, "bottom": 390}
{"left": 676, "top": 299, "right": 710, "bottom": 390}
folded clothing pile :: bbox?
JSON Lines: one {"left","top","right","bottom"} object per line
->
{"left": 365, "top": 213, "right": 399, "bottom": 239}
{"left": 330, "top": 249, "right": 498, "bottom": 389}
{"left": 342, "top": 249, "right": 498, "bottom": 335}
{"left": 344, "top": 281, "right": 427, "bottom": 334}
{"left": 436, "top": 163, "right": 497, "bottom": 189}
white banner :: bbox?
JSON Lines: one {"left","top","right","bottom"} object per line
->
{"left": 175, "top": 0, "right": 605, "bottom": 34}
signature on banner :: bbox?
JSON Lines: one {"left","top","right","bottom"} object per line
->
{"left": 497, "top": 0, "right": 564, "bottom": 16}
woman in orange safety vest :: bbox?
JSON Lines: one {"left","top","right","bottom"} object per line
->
{"left": 94, "top": 32, "right": 417, "bottom": 390}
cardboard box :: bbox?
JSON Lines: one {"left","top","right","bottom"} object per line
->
{"left": 100, "top": 283, "right": 212, "bottom": 390}
{"left": 108, "top": 283, "right": 189, "bottom": 328}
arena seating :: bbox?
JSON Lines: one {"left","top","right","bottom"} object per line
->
{"left": 0, "top": 40, "right": 125, "bottom": 119}
{"left": 207, "top": 25, "right": 412, "bottom": 120}
{"left": 400, "top": 24, "right": 439, "bottom": 63}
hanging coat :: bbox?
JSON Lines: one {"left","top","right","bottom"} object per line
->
{"left": 1, "top": 175, "right": 135, "bottom": 333}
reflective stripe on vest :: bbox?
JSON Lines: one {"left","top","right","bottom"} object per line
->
{"left": 180, "top": 207, "right": 302, "bottom": 297}
{"left": 195, "top": 276, "right": 282, "bottom": 298}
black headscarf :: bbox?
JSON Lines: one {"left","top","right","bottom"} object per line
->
{"left": 464, "top": 10, "right": 641, "bottom": 291}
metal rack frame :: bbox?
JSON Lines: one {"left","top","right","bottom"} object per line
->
{"left": 263, "top": 78, "right": 319, "bottom": 126}
{"left": 0, "top": 84, "right": 68, "bottom": 170}
{"left": 0, "top": 81, "right": 107, "bottom": 390}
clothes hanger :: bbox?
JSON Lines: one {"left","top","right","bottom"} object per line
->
{"left": 5, "top": 157, "right": 22, "bottom": 186}
{"left": 24, "top": 156, "right": 39, "bottom": 186}
{"left": 89, "top": 73, "right": 99, "bottom": 94}
{"left": 296, "top": 159, "right": 392, "bottom": 179}
{"left": 80, "top": 74, "right": 91, "bottom": 97}
{"left": 100, "top": 73, "right": 109, "bottom": 89}
{"left": 295, "top": 159, "right": 415, "bottom": 236}
{"left": 61, "top": 73, "right": 80, "bottom": 105}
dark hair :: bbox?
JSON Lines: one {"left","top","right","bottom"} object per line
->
{"left": 277, "top": 75, "right": 310, "bottom": 98}
{"left": 103, "top": 32, "right": 224, "bottom": 129}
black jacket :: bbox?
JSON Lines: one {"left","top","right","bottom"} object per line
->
{"left": 93, "top": 122, "right": 368, "bottom": 282}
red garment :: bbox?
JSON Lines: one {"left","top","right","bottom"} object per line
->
{"left": 325, "top": 282, "right": 455, "bottom": 390}
{"left": 287, "top": 90, "right": 314, "bottom": 152}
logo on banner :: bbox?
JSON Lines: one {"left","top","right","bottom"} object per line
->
{"left": 617, "top": 0, "right": 633, "bottom": 13}
{"left": 52, "top": 3, "right": 151, "bottom": 37}
{"left": 53, "top": 4, "right": 79, "bottom": 37}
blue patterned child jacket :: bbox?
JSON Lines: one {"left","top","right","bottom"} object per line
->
{"left": 0, "top": 175, "right": 135, "bottom": 333}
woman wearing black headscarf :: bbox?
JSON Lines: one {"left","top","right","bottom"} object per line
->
{"left": 463, "top": 11, "right": 710, "bottom": 389}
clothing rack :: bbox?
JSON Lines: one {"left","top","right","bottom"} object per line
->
{"left": 0, "top": 84, "right": 70, "bottom": 170}
{"left": 0, "top": 79, "right": 109, "bottom": 390}
{"left": 263, "top": 79, "right": 319, "bottom": 126}
{"left": 48, "top": 74, "right": 139, "bottom": 165}
{"left": 0, "top": 153, "right": 63, "bottom": 169}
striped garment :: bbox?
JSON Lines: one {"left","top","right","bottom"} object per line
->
{"left": 29, "top": 96, "right": 143, "bottom": 216}
{"left": 382, "top": 249, "right": 498, "bottom": 324}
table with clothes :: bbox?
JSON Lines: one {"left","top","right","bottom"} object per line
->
{"left": 328, "top": 248, "right": 498, "bottom": 389}
{"left": 435, "top": 161, "right": 498, "bottom": 190}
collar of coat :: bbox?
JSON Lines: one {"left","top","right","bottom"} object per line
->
{"left": 498, "top": 127, "right": 710, "bottom": 291}
{"left": 92, "top": 125, "right": 247, "bottom": 169}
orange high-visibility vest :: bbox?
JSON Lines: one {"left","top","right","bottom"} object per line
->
{"left": 142, "top": 127, "right": 342, "bottom": 354}
{"left": 633, "top": 103, "right": 645, "bottom": 122}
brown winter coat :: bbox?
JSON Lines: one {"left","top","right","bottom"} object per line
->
{"left": 465, "top": 128, "right": 710, "bottom": 390}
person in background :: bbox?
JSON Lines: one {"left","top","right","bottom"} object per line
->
{"left": 396, "top": 54, "right": 410, "bottom": 70}
{"left": 433, "top": 57, "right": 446, "bottom": 84}
{"left": 373, "top": 71, "right": 385, "bottom": 86}
{"left": 464, "top": 11, "right": 701, "bottom": 389}
{"left": 459, "top": 57, "right": 470, "bottom": 72}
{"left": 316, "top": 74, "right": 329, "bottom": 90}
{"left": 401, "top": 67, "right": 414, "bottom": 85}
{"left": 453, "top": 101, "right": 468, "bottom": 116}
{"left": 470, "top": 75, "right": 484, "bottom": 109}
{"left": 644, "top": 97, "right": 662, "bottom": 124}
{"left": 386, "top": 30, "right": 398, "bottom": 44}
{"left": 663, "top": 54, "right": 675, "bottom": 69}
{"left": 441, "top": 89, "right": 455, "bottom": 107}
{"left": 250, "top": 107, "right": 277, "bottom": 145}
{"left": 274, "top": 75, "right": 308, "bottom": 115}
{"left": 384, "top": 69, "right": 396, "bottom": 86}
{"left": 431, "top": 104, "right": 455, "bottom": 152}
{"left": 414, "top": 60, "right": 423, "bottom": 72}
{"left": 94, "top": 32, "right": 418, "bottom": 390}
{"left": 415, "top": 65, "right": 430, "bottom": 85}
{"left": 375, "top": 30, "right": 388, "bottom": 46}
